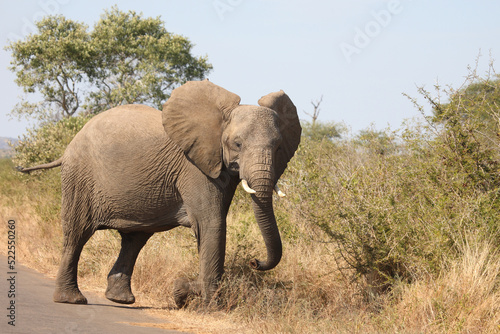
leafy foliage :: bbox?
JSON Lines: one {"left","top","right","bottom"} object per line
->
{"left": 301, "top": 95, "right": 345, "bottom": 141}
{"left": 354, "top": 127, "right": 397, "bottom": 155}
{"left": 8, "top": 7, "right": 212, "bottom": 166}
{"left": 274, "top": 70, "right": 500, "bottom": 292}
{"left": 13, "top": 114, "right": 91, "bottom": 168}
{"left": 301, "top": 121, "right": 343, "bottom": 141}
{"left": 432, "top": 77, "right": 500, "bottom": 130}
{"left": 421, "top": 76, "right": 500, "bottom": 192}
{"left": 7, "top": 16, "right": 91, "bottom": 119}
{"left": 87, "top": 7, "right": 212, "bottom": 112}
{"left": 6, "top": 7, "right": 212, "bottom": 119}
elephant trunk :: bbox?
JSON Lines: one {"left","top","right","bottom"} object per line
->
{"left": 250, "top": 195, "right": 282, "bottom": 271}
{"left": 246, "top": 165, "right": 282, "bottom": 271}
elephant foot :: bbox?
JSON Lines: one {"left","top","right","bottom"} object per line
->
{"left": 106, "top": 273, "right": 135, "bottom": 304}
{"left": 173, "top": 278, "right": 207, "bottom": 308}
{"left": 173, "top": 279, "right": 192, "bottom": 308}
{"left": 105, "top": 289, "right": 135, "bottom": 304}
{"left": 53, "top": 288, "right": 88, "bottom": 304}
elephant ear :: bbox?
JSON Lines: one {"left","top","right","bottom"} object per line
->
{"left": 163, "top": 80, "right": 241, "bottom": 178}
{"left": 258, "top": 90, "right": 302, "bottom": 182}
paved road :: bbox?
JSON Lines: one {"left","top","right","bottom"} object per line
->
{"left": 1, "top": 256, "right": 188, "bottom": 334}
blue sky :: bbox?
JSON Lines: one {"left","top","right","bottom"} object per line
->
{"left": 1, "top": 0, "right": 499, "bottom": 138}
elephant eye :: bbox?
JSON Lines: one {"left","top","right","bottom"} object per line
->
{"left": 233, "top": 139, "right": 242, "bottom": 151}
{"left": 234, "top": 140, "right": 242, "bottom": 150}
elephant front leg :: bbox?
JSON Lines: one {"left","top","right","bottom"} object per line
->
{"left": 174, "top": 224, "right": 226, "bottom": 308}
{"left": 106, "top": 231, "right": 152, "bottom": 304}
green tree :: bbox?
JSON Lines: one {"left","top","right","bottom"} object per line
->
{"left": 7, "top": 7, "right": 213, "bottom": 167}
{"left": 432, "top": 77, "right": 500, "bottom": 130}
{"left": 6, "top": 7, "right": 212, "bottom": 120}
{"left": 7, "top": 16, "right": 91, "bottom": 120}
{"left": 421, "top": 75, "right": 500, "bottom": 192}
{"left": 354, "top": 128, "right": 396, "bottom": 155}
{"left": 302, "top": 96, "right": 343, "bottom": 141}
{"left": 302, "top": 121, "right": 342, "bottom": 141}
{"left": 86, "top": 7, "right": 212, "bottom": 112}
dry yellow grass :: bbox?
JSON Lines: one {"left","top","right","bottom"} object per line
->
{"left": 1, "top": 158, "right": 500, "bottom": 333}
{"left": 387, "top": 240, "right": 500, "bottom": 333}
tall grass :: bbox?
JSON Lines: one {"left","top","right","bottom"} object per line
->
{"left": 387, "top": 240, "right": 500, "bottom": 333}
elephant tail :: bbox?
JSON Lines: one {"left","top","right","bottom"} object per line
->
{"left": 16, "top": 157, "right": 63, "bottom": 174}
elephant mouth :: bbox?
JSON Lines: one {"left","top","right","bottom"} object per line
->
{"left": 227, "top": 161, "right": 240, "bottom": 174}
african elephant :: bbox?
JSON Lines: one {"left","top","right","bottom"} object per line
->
{"left": 19, "top": 80, "right": 301, "bottom": 307}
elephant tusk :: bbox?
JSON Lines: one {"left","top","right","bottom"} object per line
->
{"left": 274, "top": 185, "right": 286, "bottom": 197}
{"left": 241, "top": 179, "right": 257, "bottom": 194}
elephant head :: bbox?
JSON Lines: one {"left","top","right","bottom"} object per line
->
{"left": 163, "top": 80, "right": 301, "bottom": 271}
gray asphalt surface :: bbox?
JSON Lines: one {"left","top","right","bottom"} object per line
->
{"left": 1, "top": 256, "right": 188, "bottom": 334}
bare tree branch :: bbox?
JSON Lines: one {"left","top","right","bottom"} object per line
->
{"left": 304, "top": 95, "right": 323, "bottom": 126}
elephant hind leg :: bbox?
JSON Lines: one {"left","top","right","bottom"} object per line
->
{"left": 106, "top": 231, "right": 152, "bottom": 304}
{"left": 53, "top": 226, "right": 95, "bottom": 304}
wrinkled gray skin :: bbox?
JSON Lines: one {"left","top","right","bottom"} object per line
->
{"left": 19, "top": 80, "right": 301, "bottom": 308}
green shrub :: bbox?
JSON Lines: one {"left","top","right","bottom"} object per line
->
{"left": 13, "top": 114, "right": 91, "bottom": 168}
{"left": 301, "top": 120, "right": 344, "bottom": 142}
{"left": 354, "top": 127, "right": 398, "bottom": 155}
{"left": 277, "top": 72, "right": 500, "bottom": 292}
{"left": 430, "top": 78, "right": 500, "bottom": 192}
